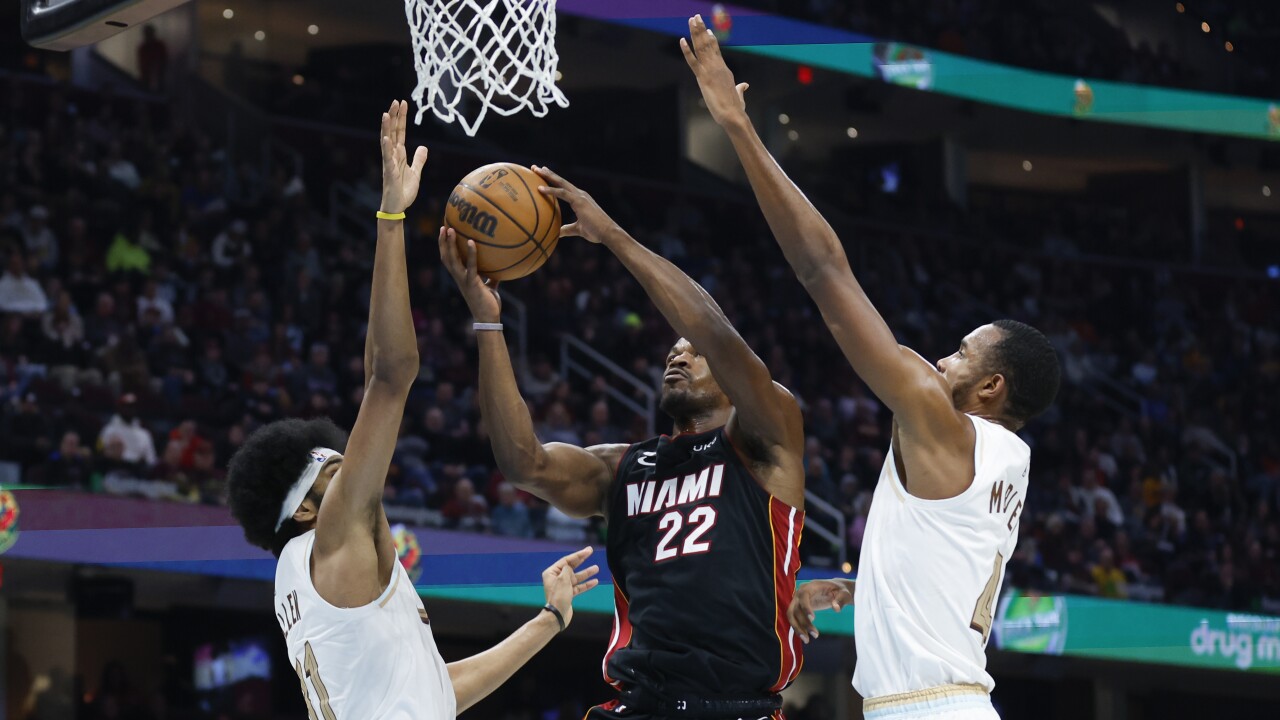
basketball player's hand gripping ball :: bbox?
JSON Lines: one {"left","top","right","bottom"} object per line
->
{"left": 531, "top": 166, "right": 618, "bottom": 244}
{"left": 542, "top": 546, "right": 601, "bottom": 629}
{"left": 438, "top": 225, "right": 503, "bottom": 325}
{"left": 380, "top": 100, "right": 429, "bottom": 215}
{"left": 680, "top": 14, "right": 750, "bottom": 128}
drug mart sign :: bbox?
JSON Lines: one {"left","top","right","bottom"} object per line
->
{"left": 1190, "top": 614, "right": 1280, "bottom": 671}
{"left": 993, "top": 590, "right": 1280, "bottom": 673}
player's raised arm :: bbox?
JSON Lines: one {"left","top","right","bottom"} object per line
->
{"left": 680, "top": 16, "right": 965, "bottom": 450}
{"left": 313, "top": 101, "right": 425, "bottom": 564}
{"left": 439, "top": 230, "right": 624, "bottom": 518}
{"left": 534, "top": 166, "right": 804, "bottom": 506}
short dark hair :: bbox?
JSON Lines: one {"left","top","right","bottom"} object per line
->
{"left": 989, "top": 319, "right": 1061, "bottom": 427}
{"left": 227, "top": 417, "right": 347, "bottom": 557}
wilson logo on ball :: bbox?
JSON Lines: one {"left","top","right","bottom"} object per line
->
{"left": 448, "top": 193, "right": 499, "bottom": 238}
{"left": 478, "top": 168, "right": 509, "bottom": 189}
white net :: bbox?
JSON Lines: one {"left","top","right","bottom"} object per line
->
{"left": 406, "top": 0, "right": 569, "bottom": 137}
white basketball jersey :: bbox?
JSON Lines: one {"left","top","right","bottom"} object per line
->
{"left": 853, "top": 415, "right": 1029, "bottom": 699}
{"left": 274, "top": 530, "right": 456, "bottom": 720}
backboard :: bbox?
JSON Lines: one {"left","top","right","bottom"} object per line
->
{"left": 21, "top": 0, "right": 193, "bottom": 51}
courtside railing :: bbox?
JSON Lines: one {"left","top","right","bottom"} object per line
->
{"left": 802, "top": 491, "right": 848, "bottom": 569}
{"left": 560, "top": 335, "right": 657, "bottom": 438}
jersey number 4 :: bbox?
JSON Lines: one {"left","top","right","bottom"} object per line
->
{"left": 295, "top": 641, "right": 336, "bottom": 720}
{"left": 969, "top": 552, "right": 1003, "bottom": 646}
{"left": 654, "top": 506, "right": 717, "bottom": 561}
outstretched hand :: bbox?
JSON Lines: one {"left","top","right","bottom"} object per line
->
{"left": 680, "top": 14, "right": 750, "bottom": 128}
{"left": 380, "top": 99, "right": 429, "bottom": 215}
{"left": 532, "top": 165, "right": 621, "bottom": 245}
{"left": 438, "top": 227, "right": 502, "bottom": 323}
{"left": 542, "top": 546, "right": 600, "bottom": 629}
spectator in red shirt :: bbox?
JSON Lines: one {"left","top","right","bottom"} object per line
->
{"left": 441, "top": 477, "right": 489, "bottom": 532}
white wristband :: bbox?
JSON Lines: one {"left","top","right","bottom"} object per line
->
{"left": 473, "top": 322, "right": 504, "bottom": 332}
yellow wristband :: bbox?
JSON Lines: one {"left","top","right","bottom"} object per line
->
{"left": 376, "top": 211, "right": 406, "bottom": 220}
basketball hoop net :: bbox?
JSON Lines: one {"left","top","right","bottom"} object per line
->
{"left": 406, "top": 0, "right": 569, "bottom": 137}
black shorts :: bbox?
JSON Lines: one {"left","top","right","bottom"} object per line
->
{"left": 585, "top": 699, "right": 786, "bottom": 720}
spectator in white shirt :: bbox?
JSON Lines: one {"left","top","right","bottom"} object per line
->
{"left": 1131, "top": 351, "right": 1158, "bottom": 386}
{"left": 104, "top": 142, "right": 141, "bottom": 190}
{"left": 0, "top": 250, "right": 49, "bottom": 314}
{"left": 211, "top": 219, "right": 251, "bottom": 268}
{"left": 1071, "top": 468, "right": 1125, "bottom": 527}
{"left": 520, "top": 354, "right": 560, "bottom": 403}
{"left": 1150, "top": 485, "right": 1188, "bottom": 553}
{"left": 544, "top": 504, "right": 589, "bottom": 543}
{"left": 97, "top": 393, "right": 158, "bottom": 466}
{"left": 42, "top": 288, "right": 85, "bottom": 349}
{"left": 1089, "top": 446, "right": 1119, "bottom": 482}
{"left": 136, "top": 279, "right": 174, "bottom": 325}
{"left": 23, "top": 205, "right": 58, "bottom": 271}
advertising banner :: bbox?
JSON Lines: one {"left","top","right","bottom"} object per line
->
{"left": 555, "top": 1, "right": 1280, "bottom": 141}
{"left": 994, "top": 590, "right": 1280, "bottom": 673}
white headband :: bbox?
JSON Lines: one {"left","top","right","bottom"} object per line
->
{"left": 275, "top": 447, "right": 341, "bottom": 532}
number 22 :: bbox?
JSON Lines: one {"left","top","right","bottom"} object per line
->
{"left": 655, "top": 506, "right": 717, "bottom": 561}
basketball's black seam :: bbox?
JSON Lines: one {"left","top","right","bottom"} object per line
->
{"left": 507, "top": 166, "right": 551, "bottom": 260}
{"left": 455, "top": 228, "right": 543, "bottom": 274}
{"left": 491, "top": 243, "right": 543, "bottom": 274}
{"left": 508, "top": 164, "right": 541, "bottom": 240}
{"left": 533, "top": 203, "right": 557, "bottom": 260}
{"left": 506, "top": 163, "right": 552, "bottom": 258}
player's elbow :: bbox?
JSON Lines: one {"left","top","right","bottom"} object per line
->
{"left": 367, "top": 353, "right": 420, "bottom": 389}
{"left": 504, "top": 448, "right": 598, "bottom": 517}
{"left": 795, "top": 252, "right": 846, "bottom": 289}
{"left": 502, "top": 471, "right": 589, "bottom": 516}
{"left": 495, "top": 444, "right": 552, "bottom": 490}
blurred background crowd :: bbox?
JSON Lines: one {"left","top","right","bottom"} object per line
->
{"left": 2, "top": 71, "right": 1276, "bottom": 616}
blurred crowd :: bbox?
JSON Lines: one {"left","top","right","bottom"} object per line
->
{"left": 1, "top": 67, "right": 1277, "bottom": 619}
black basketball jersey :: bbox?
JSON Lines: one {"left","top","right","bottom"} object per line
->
{"left": 602, "top": 427, "right": 804, "bottom": 699}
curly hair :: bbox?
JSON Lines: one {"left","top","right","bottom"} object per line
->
{"left": 989, "top": 319, "right": 1061, "bottom": 428}
{"left": 227, "top": 417, "right": 348, "bottom": 557}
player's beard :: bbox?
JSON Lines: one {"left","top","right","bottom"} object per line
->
{"left": 659, "top": 385, "right": 715, "bottom": 422}
{"left": 949, "top": 373, "right": 982, "bottom": 409}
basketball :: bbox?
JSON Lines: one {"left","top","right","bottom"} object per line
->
{"left": 444, "top": 162, "right": 561, "bottom": 281}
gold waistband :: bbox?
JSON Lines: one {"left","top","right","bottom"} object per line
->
{"left": 863, "top": 683, "right": 989, "bottom": 713}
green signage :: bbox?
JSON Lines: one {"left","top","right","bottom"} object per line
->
{"left": 994, "top": 590, "right": 1280, "bottom": 673}
{"left": 421, "top": 582, "right": 855, "bottom": 636}
{"left": 740, "top": 42, "right": 1280, "bottom": 141}
{"left": 423, "top": 583, "right": 1280, "bottom": 674}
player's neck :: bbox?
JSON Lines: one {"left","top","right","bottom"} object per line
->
{"left": 671, "top": 408, "right": 730, "bottom": 437}
{"left": 958, "top": 390, "right": 1018, "bottom": 432}
{"left": 964, "top": 406, "right": 1018, "bottom": 433}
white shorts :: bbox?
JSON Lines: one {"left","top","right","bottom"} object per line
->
{"left": 863, "top": 684, "right": 999, "bottom": 720}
